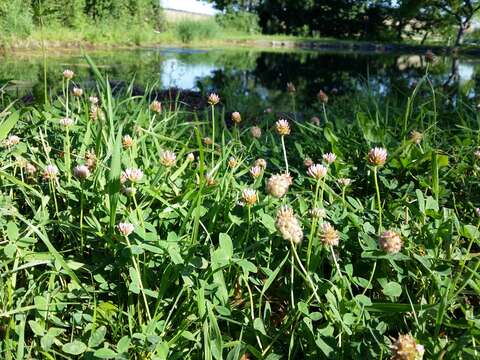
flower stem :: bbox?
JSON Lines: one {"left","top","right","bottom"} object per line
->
{"left": 307, "top": 180, "right": 321, "bottom": 270}
{"left": 280, "top": 135, "right": 289, "bottom": 174}
{"left": 373, "top": 166, "right": 382, "bottom": 234}
{"left": 124, "top": 236, "right": 151, "bottom": 322}
{"left": 80, "top": 184, "right": 84, "bottom": 251}
{"left": 322, "top": 103, "right": 328, "bottom": 123}
{"left": 291, "top": 242, "right": 321, "bottom": 304}
{"left": 290, "top": 248, "right": 295, "bottom": 309}
{"left": 211, "top": 105, "right": 215, "bottom": 165}
{"left": 65, "top": 127, "right": 71, "bottom": 184}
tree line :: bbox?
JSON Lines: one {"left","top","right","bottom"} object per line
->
{"left": 0, "top": 0, "right": 161, "bottom": 35}
{"left": 207, "top": 0, "right": 480, "bottom": 46}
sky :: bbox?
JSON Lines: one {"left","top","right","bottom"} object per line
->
{"left": 161, "top": 0, "right": 217, "bottom": 15}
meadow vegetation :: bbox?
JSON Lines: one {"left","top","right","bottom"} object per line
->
{"left": 0, "top": 54, "right": 479, "bottom": 359}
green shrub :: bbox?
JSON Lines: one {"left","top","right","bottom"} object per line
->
{"left": 215, "top": 10, "right": 260, "bottom": 34}
{"left": 174, "top": 19, "right": 219, "bottom": 44}
{"left": 0, "top": 0, "right": 34, "bottom": 37}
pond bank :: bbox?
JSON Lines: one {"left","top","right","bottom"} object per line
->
{"left": 1, "top": 36, "right": 477, "bottom": 57}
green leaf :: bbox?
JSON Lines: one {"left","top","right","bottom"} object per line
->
{"left": 28, "top": 320, "right": 45, "bottom": 336}
{"left": 94, "top": 348, "right": 117, "bottom": 359}
{"left": 6, "top": 222, "right": 19, "bottom": 241}
{"left": 117, "top": 336, "right": 131, "bottom": 353}
{"left": 253, "top": 318, "right": 267, "bottom": 335}
{"left": 62, "top": 340, "right": 87, "bottom": 355}
{"left": 88, "top": 326, "right": 107, "bottom": 348}
{"left": 219, "top": 233, "right": 233, "bottom": 259}
{"left": 382, "top": 282, "right": 402, "bottom": 297}
{"left": 259, "top": 211, "right": 276, "bottom": 234}
{"left": 0, "top": 111, "right": 19, "bottom": 141}
{"left": 4, "top": 243, "right": 16, "bottom": 259}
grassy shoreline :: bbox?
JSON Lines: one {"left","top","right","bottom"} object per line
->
{"left": 1, "top": 28, "right": 470, "bottom": 57}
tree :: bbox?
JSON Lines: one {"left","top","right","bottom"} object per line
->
{"left": 427, "top": 0, "right": 480, "bottom": 46}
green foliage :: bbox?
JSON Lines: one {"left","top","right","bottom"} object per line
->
{"left": 0, "top": 54, "right": 479, "bottom": 359}
{"left": 175, "top": 19, "right": 220, "bottom": 44}
{"left": 0, "top": 0, "right": 34, "bottom": 37}
{"left": 216, "top": 10, "right": 260, "bottom": 34}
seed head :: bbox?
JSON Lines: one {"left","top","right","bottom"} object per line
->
{"left": 250, "top": 166, "right": 262, "bottom": 178}
{"left": 323, "top": 152, "right": 336, "bottom": 164}
{"left": 231, "top": 112, "right": 242, "bottom": 124}
{"left": 122, "top": 135, "right": 134, "bottom": 149}
{"left": 476, "top": 208, "right": 480, "bottom": 217}
{"left": 85, "top": 149, "right": 97, "bottom": 170}
{"left": 266, "top": 173, "right": 291, "bottom": 198}
{"left": 379, "top": 230, "right": 403, "bottom": 254}
{"left": 319, "top": 222, "right": 339, "bottom": 247}
{"left": 205, "top": 174, "right": 216, "bottom": 186}
{"left": 122, "top": 186, "right": 136, "bottom": 197}
{"left": 228, "top": 157, "right": 238, "bottom": 168}
{"left": 59, "top": 117, "right": 74, "bottom": 128}
{"left": 25, "top": 162, "right": 37, "bottom": 175}
{"left": 121, "top": 168, "right": 144, "bottom": 184}
{"left": 187, "top": 153, "right": 195, "bottom": 162}
{"left": 203, "top": 137, "right": 213, "bottom": 146}
{"left": 409, "top": 131, "right": 423, "bottom": 145}
{"left": 89, "top": 96, "right": 99, "bottom": 105}
{"left": 242, "top": 188, "right": 257, "bottom": 206}
{"left": 264, "top": 107, "right": 273, "bottom": 114}
{"left": 4, "top": 135, "right": 20, "bottom": 147}
{"left": 287, "top": 82, "right": 296, "bottom": 93}
{"left": 311, "top": 116, "right": 320, "bottom": 126}
{"left": 475, "top": 149, "right": 480, "bottom": 159}
{"left": 276, "top": 206, "right": 303, "bottom": 245}
{"left": 150, "top": 100, "right": 162, "bottom": 114}
{"left": 118, "top": 222, "right": 134, "bottom": 237}
{"left": 43, "top": 164, "right": 59, "bottom": 181}
{"left": 73, "top": 165, "right": 91, "bottom": 180}
{"left": 160, "top": 150, "right": 176, "bottom": 167}
{"left": 309, "top": 207, "right": 326, "bottom": 219}
{"left": 368, "top": 147, "right": 388, "bottom": 166}
{"left": 275, "top": 119, "right": 290, "bottom": 136}
{"left": 338, "top": 178, "right": 352, "bottom": 187}
{"left": 304, "top": 157, "right": 314, "bottom": 167}
{"left": 254, "top": 158, "right": 267, "bottom": 168}
{"left": 317, "top": 90, "right": 328, "bottom": 104}
{"left": 425, "top": 50, "right": 436, "bottom": 63}
{"left": 390, "top": 334, "right": 424, "bottom": 360}
{"left": 307, "top": 164, "right": 328, "bottom": 180}
{"left": 208, "top": 93, "right": 220, "bottom": 106}
{"left": 250, "top": 126, "right": 262, "bottom": 139}
{"left": 72, "top": 87, "right": 83, "bottom": 97}
{"left": 90, "top": 105, "right": 103, "bottom": 121}
{"left": 63, "top": 69, "right": 74, "bottom": 79}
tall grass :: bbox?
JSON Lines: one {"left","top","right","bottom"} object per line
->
{"left": 0, "top": 57, "right": 479, "bottom": 359}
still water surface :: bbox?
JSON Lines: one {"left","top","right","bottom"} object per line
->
{"left": 1, "top": 47, "right": 479, "bottom": 104}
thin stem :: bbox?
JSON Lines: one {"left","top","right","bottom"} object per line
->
{"left": 49, "top": 180, "right": 59, "bottom": 218}
{"left": 243, "top": 275, "right": 264, "bottom": 351}
{"left": 291, "top": 242, "right": 321, "bottom": 304}
{"left": 290, "top": 249, "right": 295, "bottom": 309}
{"left": 211, "top": 105, "right": 215, "bottom": 165}
{"left": 132, "top": 188, "right": 145, "bottom": 229}
{"left": 330, "top": 245, "right": 343, "bottom": 280}
{"left": 373, "top": 166, "right": 383, "bottom": 233}
{"left": 65, "top": 128, "right": 71, "bottom": 184}
{"left": 322, "top": 103, "right": 328, "bottom": 123}
{"left": 281, "top": 135, "right": 289, "bottom": 174}
{"left": 80, "top": 184, "right": 84, "bottom": 251}
{"left": 124, "top": 236, "right": 151, "bottom": 321}
{"left": 307, "top": 180, "right": 321, "bottom": 270}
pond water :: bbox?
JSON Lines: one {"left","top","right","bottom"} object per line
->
{"left": 1, "top": 47, "right": 479, "bottom": 106}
